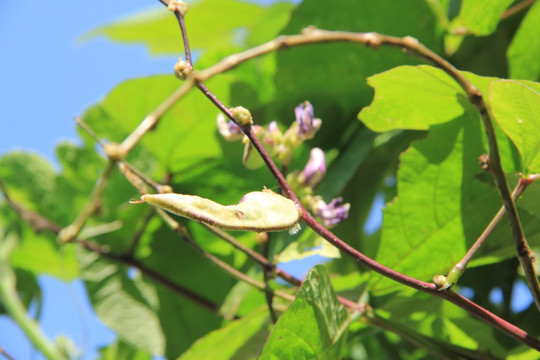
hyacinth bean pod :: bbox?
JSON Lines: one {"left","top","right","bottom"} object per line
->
{"left": 138, "top": 190, "right": 301, "bottom": 232}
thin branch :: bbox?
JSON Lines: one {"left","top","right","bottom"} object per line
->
{"left": 261, "top": 233, "right": 278, "bottom": 323}
{"left": 174, "top": 10, "right": 191, "bottom": 63}
{"left": 118, "top": 77, "right": 195, "bottom": 156}
{"left": 153, "top": 207, "right": 295, "bottom": 303}
{"left": 368, "top": 313, "right": 499, "bottom": 360}
{"left": 0, "top": 185, "right": 219, "bottom": 313}
{"left": 501, "top": 0, "right": 536, "bottom": 19}
{"left": 57, "top": 161, "right": 116, "bottom": 244}
{"left": 0, "top": 347, "right": 16, "bottom": 360}
{"left": 200, "top": 222, "right": 366, "bottom": 312}
{"left": 119, "top": 161, "right": 172, "bottom": 194}
{"left": 448, "top": 174, "right": 539, "bottom": 284}
{"left": 442, "top": 290, "right": 540, "bottom": 351}
{"left": 0, "top": 180, "right": 62, "bottom": 233}
{"left": 78, "top": 239, "right": 219, "bottom": 312}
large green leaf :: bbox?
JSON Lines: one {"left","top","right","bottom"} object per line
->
{"left": 78, "top": 249, "right": 166, "bottom": 355}
{"left": 458, "top": 0, "right": 514, "bottom": 35}
{"left": 98, "top": 339, "right": 151, "bottom": 360}
{"left": 177, "top": 307, "right": 269, "bottom": 360}
{"left": 489, "top": 80, "right": 540, "bottom": 174}
{"left": 9, "top": 229, "right": 78, "bottom": 281}
{"left": 0, "top": 152, "right": 55, "bottom": 213}
{"left": 81, "top": 75, "right": 228, "bottom": 168}
{"left": 0, "top": 152, "right": 79, "bottom": 280}
{"left": 259, "top": 265, "right": 349, "bottom": 360}
{"left": 78, "top": 217, "right": 232, "bottom": 359}
{"left": 507, "top": 0, "right": 540, "bottom": 81}
{"left": 359, "top": 65, "right": 470, "bottom": 132}
{"left": 135, "top": 219, "right": 235, "bottom": 358}
{"left": 370, "top": 114, "right": 504, "bottom": 294}
{"left": 83, "top": 0, "right": 270, "bottom": 56}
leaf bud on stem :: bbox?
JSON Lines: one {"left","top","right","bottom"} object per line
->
{"left": 168, "top": 0, "right": 188, "bottom": 15}
{"left": 174, "top": 58, "right": 193, "bottom": 80}
{"left": 231, "top": 106, "right": 253, "bottom": 129}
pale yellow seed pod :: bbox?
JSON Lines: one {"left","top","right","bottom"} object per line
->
{"left": 137, "top": 190, "right": 301, "bottom": 232}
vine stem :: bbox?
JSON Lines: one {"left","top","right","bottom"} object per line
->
{"left": 0, "top": 252, "right": 67, "bottom": 360}
{"left": 0, "top": 347, "right": 16, "bottom": 360}
{"left": 154, "top": 208, "right": 295, "bottom": 302}
{"left": 447, "top": 174, "right": 539, "bottom": 284}
{"left": 57, "top": 161, "right": 116, "bottom": 244}
{"left": 501, "top": 0, "right": 537, "bottom": 19}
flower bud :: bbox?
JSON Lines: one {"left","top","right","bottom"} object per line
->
{"left": 174, "top": 58, "right": 193, "bottom": 80}
{"left": 217, "top": 113, "right": 243, "bottom": 141}
{"left": 314, "top": 197, "right": 350, "bottom": 227}
{"left": 295, "top": 101, "right": 321, "bottom": 139}
{"left": 168, "top": 0, "right": 188, "bottom": 15}
{"left": 301, "top": 148, "right": 326, "bottom": 187}
{"left": 231, "top": 106, "right": 253, "bottom": 128}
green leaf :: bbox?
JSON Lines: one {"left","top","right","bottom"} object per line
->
{"left": 0, "top": 152, "right": 55, "bottom": 213}
{"left": 133, "top": 218, "right": 235, "bottom": 358}
{"left": 358, "top": 65, "right": 471, "bottom": 132}
{"left": 489, "top": 80, "right": 540, "bottom": 174}
{"left": 78, "top": 249, "right": 166, "bottom": 356}
{"left": 278, "top": 228, "right": 340, "bottom": 263}
{"left": 10, "top": 230, "right": 78, "bottom": 281}
{"left": 507, "top": 0, "right": 540, "bottom": 81}
{"left": 81, "top": 75, "right": 228, "bottom": 168}
{"left": 378, "top": 293, "right": 508, "bottom": 357}
{"left": 371, "top": 114, "right": 504, "bottom": 294}
{"left": 259, "top": 265, "right": 349, "bottom": 360}
{"left": 98, "top": 339, "right": 151, "bottom": 360}
{"left": 82, "top": 0, "right": 268, "bottom": 56}
{"left": 458, "top": 0, "right": 514, "bottom": 35}
{"left": 177, "top": 308, "right": 268, "bottom": 360}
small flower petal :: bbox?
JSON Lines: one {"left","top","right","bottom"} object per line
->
{"left": 302, "top": 148, "right": 326, "bottom": 187}
{"left": 315, "top": 197, "right": 350, "bottom": 226}
{"left": 295, "top": 101, "right": 321, "bottom": 139}
{"left": 217, "top": 113, "right": 243, "bottom": 141}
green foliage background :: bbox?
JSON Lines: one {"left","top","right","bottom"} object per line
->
{"left": 1, "top": 0, "right": 540, "bottom": 359}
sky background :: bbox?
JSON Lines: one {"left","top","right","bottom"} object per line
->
{"left": 0, "top": 1, "right": 532, "bottom": 359}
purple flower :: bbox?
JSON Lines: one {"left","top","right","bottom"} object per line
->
{"left": 315, "top": 197, "right": 350, "bottom": 226}
{"left": 302, "top": 148, "right": 326, "bottom": 187}
{"left": 217, "top": 113, "right": 243, "bottom": 141}
{"left": 295, "top": 101, "right": 321, "bottom": 139}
